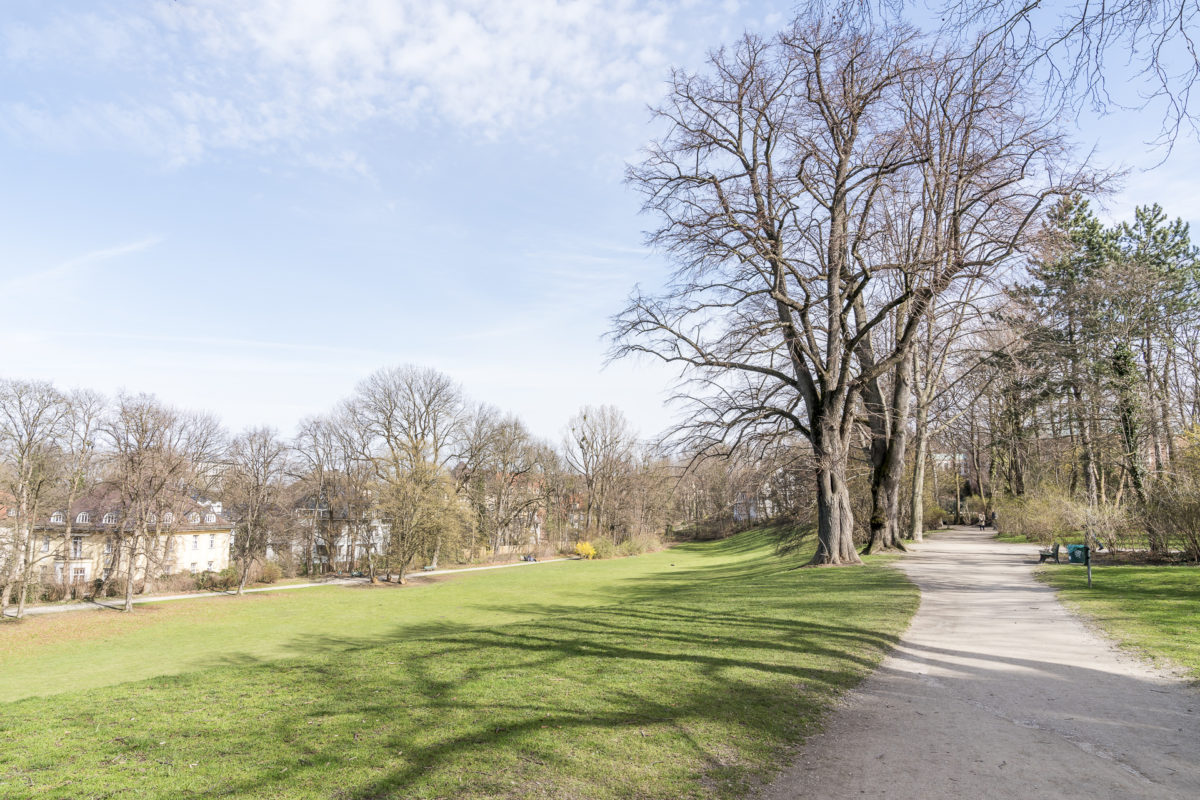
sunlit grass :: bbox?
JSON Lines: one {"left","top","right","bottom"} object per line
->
{"left": 1040, "top": 565, "right": 1200, "bottom": 680}
{"left": 0, "top": 529, "right": 917, "bottom": 799}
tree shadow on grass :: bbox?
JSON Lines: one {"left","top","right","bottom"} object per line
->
{"left": 180, "top": 552, "right": 914, "bottom": 798}
{"left": 0, "top": 536, "right": 917, "bottom": 800}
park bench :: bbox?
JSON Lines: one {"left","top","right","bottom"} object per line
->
{"left": 421, "top": 565, "right": 437, "bottom": 572}
{"left": 1038, "top": 542, "right": 1061, "bottom": 564}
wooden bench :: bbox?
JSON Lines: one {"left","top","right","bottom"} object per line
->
{"left": 421, "top": 565, "right": 437, "bottom": 572}
{"left": 1038, "top": 542, "right": 1061, "bottom": 564}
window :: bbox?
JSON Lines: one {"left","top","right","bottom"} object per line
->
{"left": 163, "top": 512, "right": 174, "bottom": 524}
{"left": 187, "top": 511, "right": 201, "bottom": 524}
{"left": 207, "top": 561, "right": 214, "bottom": 571}
{"left": 147, "top": 512, "right": 157, "bottom": 524}
{"left": 6, "top": 508, "right": 14, "bottom": 517}
{"left": 71, "top": 567, "right": 86, "bottom": 584}
{"left": 76, "top": 512, "right": 90, "bottom": 524}
{"left": 204, "top": 512, "right": 216, "bottom": 524}
{"left": 104, "top": 538, "right": 113, "bottom": 555}
{"left": 71, "top": 536, "right": 83, "bottom": 559}
{"left": 50, "top": 511, "right": 65, "bottom": 524}
{"left": 190, "top": 562, "right": 198, "bottom": 573}
{"left": 192, "top": 535, "right": 199, "bottom": 550}
{"left": 102, "top": 512, "right": 118, "bottom": 525}
{"left": 209, "top": 534, "right": 215, "bottom": 549}
{"left": 41, "top": 536, "right": 49, "bottom": 553}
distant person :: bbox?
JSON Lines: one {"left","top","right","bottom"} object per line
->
{"left": 976, "top": 512, "right": 986, "bottom": 530}
{"left": 990, "top": 510, "right": 998, "bottom": 528}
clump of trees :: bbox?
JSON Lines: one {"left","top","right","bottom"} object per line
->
{"left": 945, "top": 197, "right": 1200, "bottom": 559}
{"left": 614, "top": 14, "right": 1094, "bottom": 563}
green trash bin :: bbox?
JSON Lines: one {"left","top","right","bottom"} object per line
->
{"left": 1067, "top": 544, "right": 1089, "bottom": 564}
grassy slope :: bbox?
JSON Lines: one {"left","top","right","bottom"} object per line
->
{"left": 0, "top": 531, "right": 917, "bottom": 799}
{"left": 1040, "top": 566, "right": 1200, "bottom": 680}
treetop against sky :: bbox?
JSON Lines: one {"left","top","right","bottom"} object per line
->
{"left": 1, "top": 0, "right": 1197, "bottom": 441}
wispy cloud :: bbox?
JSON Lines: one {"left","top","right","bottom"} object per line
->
{"left": 3, "top": 236, "right": 164, "bottom": 294}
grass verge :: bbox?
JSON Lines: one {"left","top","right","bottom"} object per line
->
{"left": 1040, "top": 565, "right": 1200, "bottom": 680}
{"left": 0, "top": 529, "right": 916, "bottom": 799}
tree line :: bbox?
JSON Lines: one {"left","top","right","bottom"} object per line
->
{"left": 1, "top": 366, "right": 792, "bottom": 618}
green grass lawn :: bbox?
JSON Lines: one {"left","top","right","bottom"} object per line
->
{"left": 0, "top": 530, "right": 917, "bottom": 799}
{"left": 995, "top": 531, "right": 1087, "bottom": 545}
{"left": 1040, "top": 565, "right": 1200, "bottom": 680}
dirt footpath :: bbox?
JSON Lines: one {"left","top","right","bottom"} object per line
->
{"left": 760, "top": 526, "right": 1200, "bottom": 800}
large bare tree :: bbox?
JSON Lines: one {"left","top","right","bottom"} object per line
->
{"left": 614, "top": 18, "right": 1088, "bottom": 562}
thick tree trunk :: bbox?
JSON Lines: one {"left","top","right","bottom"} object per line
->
{"left": 811, "top": 463, "right": 859, "bottom": 565}
{"left": 808, "top": 416, "right": 861, "bottom": 566}
{"left": 864, "top": 352, "right": 913, "bottom": 554}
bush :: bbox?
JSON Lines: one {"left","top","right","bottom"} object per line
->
{"left": 921, "top": 500, "right": 948, "bottom": 530}
{"left": 1145, "top": 483, "right": 1200, "bottom": 560}
{"left": 574, "top": 541, "right": 597, "bottom": 560}
{"left": 258, "top": 562, "right": 283, "bottom": 584}
{"left": 616, "top": 533, "right": 665, "bottom": 557}
{"left": 590, "top": 538, "right": 617, "bottom": 559}
{"left": 995, "top": 492, "right": 1080, "bottom": 544}
{"left": 144, "top": 573, "right": 200, "bottom": 595}
{"left": 208, "top": 566, "right": 240, "bottom": 591}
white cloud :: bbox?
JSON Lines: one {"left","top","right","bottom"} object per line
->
{"left": 1, "top": 0, "right": 682, "bottom": 164}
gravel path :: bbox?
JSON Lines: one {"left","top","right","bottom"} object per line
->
{"left": 4, "top": 557, "right": 569, "bottom": 617}
{"left": 760, "top": 526, "right": 1200, "bottom": 800}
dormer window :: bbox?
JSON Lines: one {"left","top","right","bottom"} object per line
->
{"left": 76, "top": 512, "right": 90, "bottom": 524}
{"left": 102, "top": 512, "right": 118, "bottom": 525}
{"left": 187, "top": 511, "right": 201, "bottom": 524}
{"left": 204, "top": 513, "right": 216, "bottom": 524}
{"left": 163, "top": 512, "right": 175, "bottom": 524}
{"left": 50, "top": 511, "right": 65, "bottom": 524}
{"left": 6, "top": 508, "right": 15, "bottom": 517}
{"left": 147, "top": 512, "right": 157, "bottom": 524}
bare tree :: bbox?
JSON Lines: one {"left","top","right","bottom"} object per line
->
{"left": 102, "top": 394, "right": 224, "bottom": 612}
{"left": 459, "top": 408, "right": 545, "bottom": 553}
{"left": 0, "top": 380, "right": 67, "bottom": 617}
{"left": 225, "top": 427, "right": 289, "bottom": 594}
{"left": 615, "top": 16, "right": 1091, "bottom": 561}
{"left": 826, "top": 0, "right": 1200, "bottom": 145}
{"left": 563, "top": 405, "right": 635, "bottom": 541}
{"left": 614, "top": 21, "right": 932, "bottom": 564}
{"left": 350, "top": 365, "right": 466, "bottom": 574}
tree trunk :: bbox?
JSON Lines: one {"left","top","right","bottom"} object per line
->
{"left": 864, "top": 356, "right": 913, "bottom": 554}
{"left": 1070, "top": 382, "right": 1099, "bottom": 506}
{"left": 123, "top": 536, "right": 138, "bottom": 613}
{"left": 237, "top": 554, "right": 250, "bottom": 595}
{"left": 908, "top": 408, "right": 930, "bottom": 542}
{"left": 808, "top": 416, "right": 861, "bottom": 566}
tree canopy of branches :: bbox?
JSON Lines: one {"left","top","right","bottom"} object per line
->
{"left": 614, "top": 16, "right": 1088, "bottom": 563}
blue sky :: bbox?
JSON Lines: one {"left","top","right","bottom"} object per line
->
{"left": 2, "top": 0, "right": 1199, "bottom": 443}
